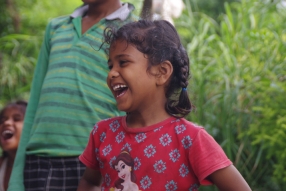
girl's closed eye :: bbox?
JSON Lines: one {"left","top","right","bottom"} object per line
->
{"left": 13, "top": 115, "right": 23, "bottom": 122}
{"left": 107, "top": 60, "right": 113, "bottom": 70}
{"left": 119, "top": 60, "right": 129, "bottom": 66}
{"left": 0, "top": 118, "right": 5, "bottom": 124}
{"left": 107, "top": 59, "right": 129, "bottom": 70}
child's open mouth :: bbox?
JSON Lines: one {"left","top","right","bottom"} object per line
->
{"left": 113, "top": 84, "right": 128, "bottom": 98}
{"left": 2, "top": 130, "right": 14, "bottom": 141}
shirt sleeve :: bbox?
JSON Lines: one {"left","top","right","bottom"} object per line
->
{"left": 7, "top": 21, "right": 52, "bottom": 191}
{"left": 79, "top": 124, "right": 100, "bottom": 170}
{"left": 189, "top": 128, "right": 232, "bottom": 185}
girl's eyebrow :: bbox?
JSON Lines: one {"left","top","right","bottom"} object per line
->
{"left": 13, "top": 113, "right": 23, "bottom": 117}
{"left": 115, "top": 54, "right": 131, "bottom": 59}
{"left": 111, "top": 54, "right": 132, "bottom": 60}
{"left": 108, "top": 54, "right": 131, "bottom": 63}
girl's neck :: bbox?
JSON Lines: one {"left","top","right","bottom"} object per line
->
{"left": 126, "top": 91, "right": 170, "bottom": 128}
{"left": 6, "top": 152, "right": 15, "bottom": 167}
{"left": 126, "top": 109, "right": 171, "bottom": 128}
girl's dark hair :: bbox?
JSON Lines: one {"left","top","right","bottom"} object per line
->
{"left": 0, "top": 100, "right": 27, "bottom": 120}
{"left": 0, "top": 100, "right": 27, "bottom": 158}
{"left": 104, "top": 20, "right": 192, "bottom": 117}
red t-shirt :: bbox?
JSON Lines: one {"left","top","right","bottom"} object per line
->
{"left": 80, "top": 116, "right": 232, "bottom": 191}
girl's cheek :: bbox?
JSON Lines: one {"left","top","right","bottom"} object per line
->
{"left": 14, "top": 122, "right": 24, "bottom": 138}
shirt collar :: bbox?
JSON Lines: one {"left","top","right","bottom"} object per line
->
{"left": 70, "top": 3, "right": 134, "bottom": 21}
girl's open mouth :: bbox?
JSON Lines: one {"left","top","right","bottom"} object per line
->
{"left": 113, "top": 84, "right": 128, "bottom": 98}
{"left": 1, "top": 130, "right": 14, "bottom": 141}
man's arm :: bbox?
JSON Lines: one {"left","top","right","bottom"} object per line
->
{"left": 7, "top": 21, "right": 52, "bottom": 191}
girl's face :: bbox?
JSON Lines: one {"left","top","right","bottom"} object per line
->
{"left": 115, "top": 160, "right": 131, "bottom": 180}
{"left": 107, "top": 40, "right": 159, "bottom": 113}
{"left": 0, "top": 106, "right": 24, "bottom": 154}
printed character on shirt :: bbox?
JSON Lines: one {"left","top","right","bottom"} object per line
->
{"left": 109, "top": 151, "right": 139, "bottom": 191}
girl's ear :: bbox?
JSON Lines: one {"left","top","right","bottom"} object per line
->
{"left": 156, "top": 60, "right": 173, "bottom": 86}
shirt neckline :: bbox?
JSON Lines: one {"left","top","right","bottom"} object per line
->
{"left": 121, "top": 116, "right": 178, "bottom": 133}
{"left": 70, "top": 3, "right": 134, "bottom": 21}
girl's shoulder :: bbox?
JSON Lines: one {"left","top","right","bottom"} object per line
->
{"left": 179, "top": 118, "right": 204, "bottom": 128}
{"left": 166, "top": 117, "right": 210, "bottom": 142}
{"left": 169, "top": 117, "right": 204, "bottom": 132}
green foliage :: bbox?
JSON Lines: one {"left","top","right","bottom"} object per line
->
{"left": 184, "top": 0, "right": 239, "bottom": 19}
{"left": 248, "top": 82, "right": 286, "bottom": 186}
{"left": 176, "top": 0, "right": 286, "bottom": 190}
{"left": 0, "top": 0, "right": 12, "bottom": 36}
{"left": 0, "top": 0, "right": 81, "bottom": 107}
{"left": 0, "top": 34, "right": 40, "bottom": 104}
{"left": 17, "top": 0, "right": 82, "bottom": 35}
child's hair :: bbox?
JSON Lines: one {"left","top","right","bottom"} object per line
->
{"left": 104, "top": 20, "right": 192, "bottom": 117}
{"left": 0, "top": 100, "right": 27, "bottom": 121}
{"left": 0, "top": 100, "right": 27, "bottom": 158}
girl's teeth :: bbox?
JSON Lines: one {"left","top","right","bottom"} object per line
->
{"left": 117, "top": 92, "right": 125, "bottom": 97}
{"left": 113, "top": 84, "right": 127, "bottom": 91}
{"left": 2, "top": 130, "right": 14, "bottom": 140}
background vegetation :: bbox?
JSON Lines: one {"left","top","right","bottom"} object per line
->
{"left": 0, "top": 0, "right": 285, "bottom": 190}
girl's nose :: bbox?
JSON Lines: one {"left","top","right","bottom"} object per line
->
{"left": 109, "top": 69, "right": 120, "bottom": 79}
{"left": 3, "top": 118, "right": 13, "bottom": 126}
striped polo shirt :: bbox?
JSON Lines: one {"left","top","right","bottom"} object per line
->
{"left": 25, "top": 3, "right": 138, "bottom": 156}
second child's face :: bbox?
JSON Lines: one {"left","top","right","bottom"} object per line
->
{"left": 107, "top": 40, "right": 158, "bottom": 113}
{"left": 0, "top": 106, "right": 24, "bottom": 155}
